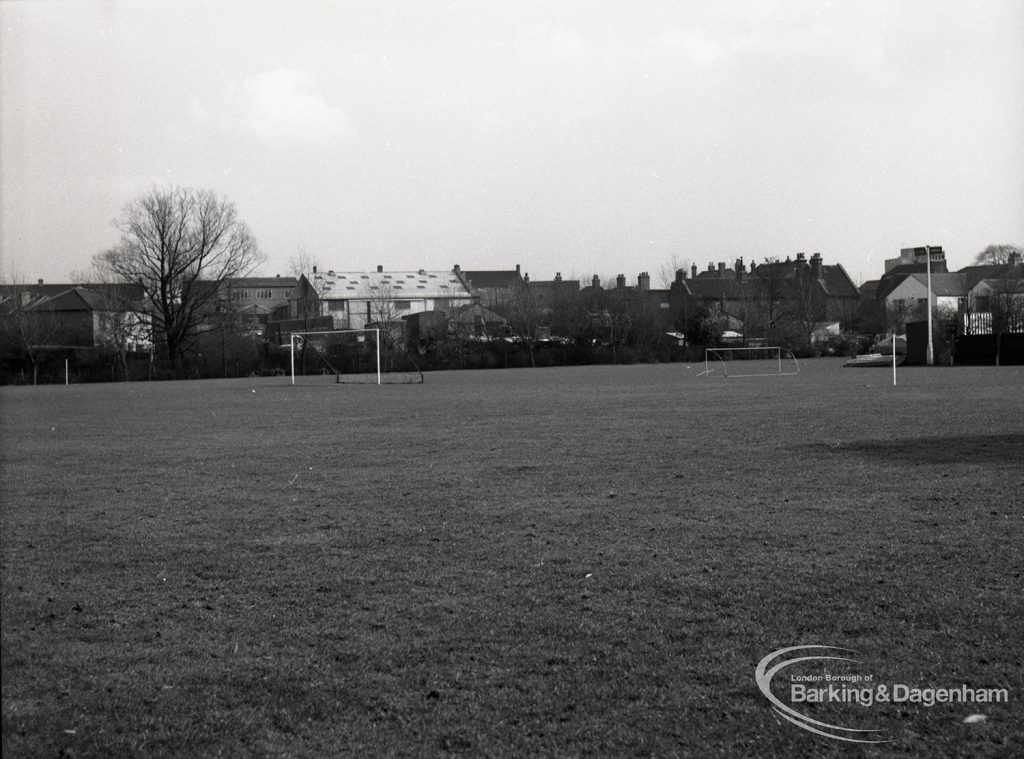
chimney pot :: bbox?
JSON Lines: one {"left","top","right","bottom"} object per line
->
{"left": 37, "top": 278, "right": 44, "bottom": 286}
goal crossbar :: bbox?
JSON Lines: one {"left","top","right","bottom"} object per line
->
{"left": 702, "top": 346, "right": 800, "bottom": 377}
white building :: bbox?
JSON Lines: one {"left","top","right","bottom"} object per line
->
{"left": 884, "top": 272, "right": 966, "bottom": 317}
{"left": 306, "top": 267, "right": 476, "bottom": 330}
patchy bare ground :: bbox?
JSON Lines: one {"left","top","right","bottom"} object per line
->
{"left": 2, "top": 360, "right": 1022, "bottom": 757}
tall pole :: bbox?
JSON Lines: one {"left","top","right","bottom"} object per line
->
{"left": 926, "top": 246, "right": 934, "bottom": 365}
{"left": 375, "top": 329, "right": 381, "bottom": 385}
{"left": 290, "top": 334, "right": 295, "bottom": 385}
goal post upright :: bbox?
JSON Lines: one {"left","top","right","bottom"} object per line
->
{"left": 375, "top": 328, "right": 381, "bottom": 386}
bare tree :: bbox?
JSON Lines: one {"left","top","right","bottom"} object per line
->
{"left": 657, "top": 254, "right": 693, "bottom": 289}
{"left": 986, "top": 274, "right": 1024, "bottom": 366}
{"left": 506, "top": 280, "right": 542, "bottom": 367}
{"left": 785, "top": 264, "right": 827, "bottom": 348}
{"left": 366, "top": 280, "right": 407, "bottom": 370}
{"left": 98, "top": 187, "right": 263, "bottom": 376}
{"left": 974, "top": 244, "right": 1023, "bottom": 265}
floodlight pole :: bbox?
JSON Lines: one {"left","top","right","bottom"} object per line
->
{"left": 290, "top": 334, "right": 295, "bottom": 385}
{"left": 375, "top": 329, "right": 381, "bottom": 385}
{"left": 926, "top": 245, "right": 934, "bottom": 366}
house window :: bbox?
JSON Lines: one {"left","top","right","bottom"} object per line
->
{"left": 257, "top": 289, "right": 273, "bottom": 299}
{"left": 395, "top": 301, "right": 410, "bottom": 311}
{"left": 328, "top": 301, "right": 346, "bottom": 312}
{"left": 231, "top": 290, "right": 249, "bottom": 301}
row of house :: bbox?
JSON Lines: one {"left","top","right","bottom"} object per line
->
{"left": 4, "top": 246, "right": 1022, "bottom": 360}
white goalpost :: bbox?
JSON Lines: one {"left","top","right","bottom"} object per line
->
{"left": 700, "top": 346, "right": 800, "bottom": 377}
{"left": 289, "top": 329, "right": 384, "bottom": 385}
{"left": 288, "top": 328, "right": 425, "bottom": 385}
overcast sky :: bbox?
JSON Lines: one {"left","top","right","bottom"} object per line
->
{"left": 2, "top": 0, "right": 1022, "bottom": 286}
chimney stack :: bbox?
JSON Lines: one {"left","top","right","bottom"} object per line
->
{"left": 810, "top": 252, "right": 822, "bottom": 277}
{"left": 37, "top": 278, "right": 44, "bottom": 286}
{"left": 1008, "top": 251, "right": 1021, "bottom": 267}
{"left": 616, "top": 274, "right": 626, "bottom": 289}
{"left": 638, "top": 272, "right": 650, "bottom": 291}
{"left": 555, "top": 272, "right": 562, "bottom": 282}
{"left": 691, "top": 264, "right": 697, "bottom": 279}
{"left": 453, "top": 264, "right": 460, "bottom": 273}
{"left": 516, "top": 263, "right": 521, "bottom": 275}
{"left": 377, "top": 264, "right": 383, "bottom": 272}
{"left": 312, "top": 265, "right": 317, "bottom": 274}
{"left": 592, "top": 274, "right": 600, "bottom": 288}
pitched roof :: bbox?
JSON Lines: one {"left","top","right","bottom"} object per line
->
{"left": 875, "top": 266, "right": 921, "bottom": 300}
{"left": 954, "top": 263, "right": 1017, "bottom": 291}
{"left": 225, "top": 276, "right": 299, "bottom": 289}
{"left": 901, "top": 272, "right": 968, "bottom": 297}
{"left": 971, "top": 276, "right": 1024, "bottom": 295}
{"left": 314, "top": 270, "right": 473, "bottom": 301}
{"left": 460, "top": 270, "right": 524, "bottom": 289}
{"left": 0, "top": 283, "right": 146, "bottom": 312}
{"left": 820, "top": 265, "right": 859, "bottom": 298}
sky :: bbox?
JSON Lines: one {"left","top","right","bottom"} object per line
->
{"left": 2, "top": 0, "right": 1022, "bottom": 287}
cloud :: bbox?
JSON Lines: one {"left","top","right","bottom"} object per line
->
{"left": 204, "top": 68, "right": 350, "bottom": 147}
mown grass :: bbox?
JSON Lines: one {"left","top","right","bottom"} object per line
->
{"left": 2, "top": 360, "right": 1022, "bottom": 757}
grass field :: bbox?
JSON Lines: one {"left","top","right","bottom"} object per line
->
{"left": 2, "top": 359, "right": 1022, "bottom": 757}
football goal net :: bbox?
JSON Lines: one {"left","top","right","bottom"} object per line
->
{"left": 289, "top": 329, "right": 424, "bottom": 385}
{"left": 700, "top": 346, "right": 800, "bottom": 377}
